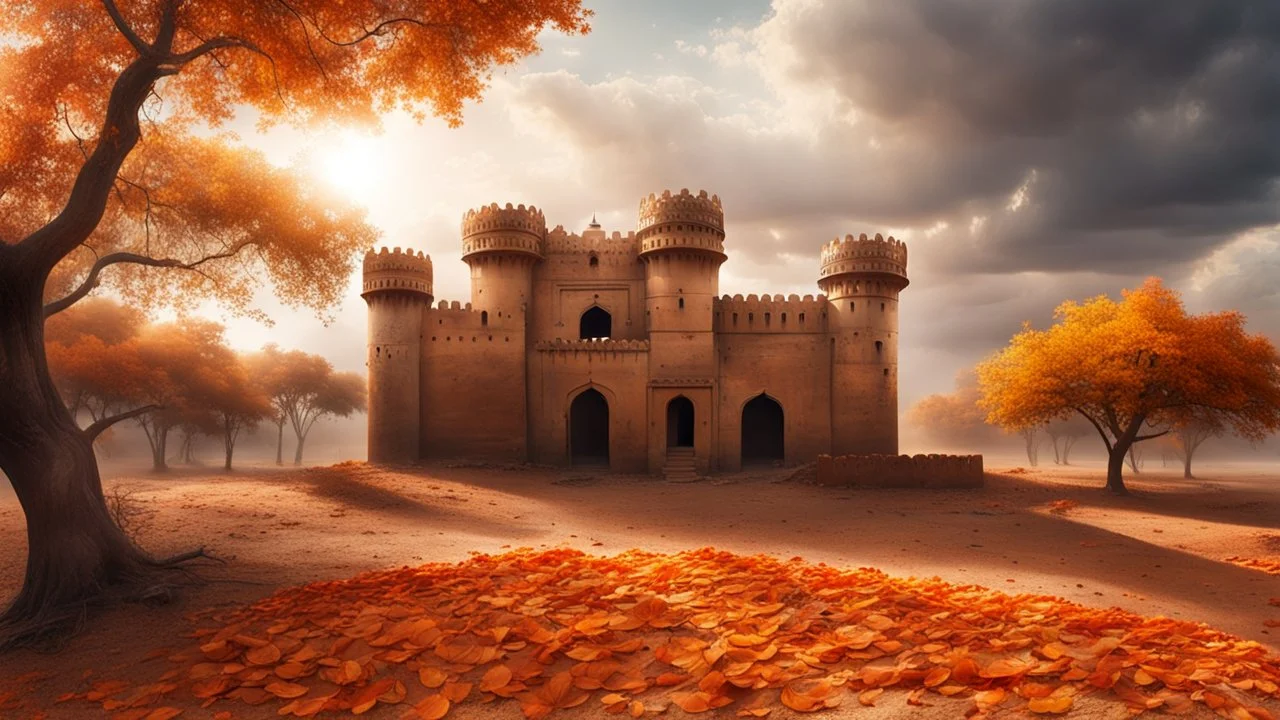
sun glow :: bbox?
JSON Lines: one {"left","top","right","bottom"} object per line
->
{"left": 315, "top": 131, "right": 389, "bottom": 205}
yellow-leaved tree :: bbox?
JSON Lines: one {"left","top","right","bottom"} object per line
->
{"left": 977, "top": 278, "right": 1280, "bottom": 494}
{"left": 0, "top": 0, "right": 590, "bottom": 647}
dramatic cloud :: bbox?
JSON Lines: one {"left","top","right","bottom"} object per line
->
{"left": 216, "top": 0, "right": 1280, "bottom": 416}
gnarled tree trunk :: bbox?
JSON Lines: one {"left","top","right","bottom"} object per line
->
{"left": 0, "top": 255, "right": 158, "bottom": 646}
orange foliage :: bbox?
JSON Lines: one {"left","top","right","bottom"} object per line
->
{"left": 978, "top": 278, "right": 1280, "bottom": 491}
{"left": 907, "top": 369, "right": 1001, "bottom": 449}
{"left": 4, "top": 0, "right": 590, "bottom": 316}
{"left": 21, "top": 548, "right": 1276, "bottom": 719}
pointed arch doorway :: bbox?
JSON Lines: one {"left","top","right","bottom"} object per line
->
{"left": 741, "top": 394, "right": 784, "bottom": 465}
{"left": 666, "top": 396, "right": 694, "bottom": 448}
{"left": 570, "top": 388, "right": 609, "bottom": 466}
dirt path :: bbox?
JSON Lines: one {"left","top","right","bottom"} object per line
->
{"left": 0, "top": 461, "right": 1277, "bottom": 718}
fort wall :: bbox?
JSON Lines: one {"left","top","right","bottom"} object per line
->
{"left": 528, "top": 340, "right": 649, "bottom": 472}
{"left": 815, "top": 454, "right": 984, "bottom": 489}
{"left": 420, "top": 303, "right": 526, "bottom": 461}
{"left": 715, "top": 332, "right": 832, "bottom": 471}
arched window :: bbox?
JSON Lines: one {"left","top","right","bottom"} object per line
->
{"left": 678, "top": 298, "right": 685, "bottom": 309}
{"left": 481, "top": 311, "right": 488, "bottom": 327}
{"left": 875, "top": 340, "right": 883, "bottom": 353}
{"left": 589, "top": 254, "right": 599, "bottom": 268}
{"left": 579, "top": 306, "right": 612, "bottom": 340}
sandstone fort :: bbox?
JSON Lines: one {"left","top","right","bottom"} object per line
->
{"left": 362, "top": 188, "right": 909, "bottom": 478}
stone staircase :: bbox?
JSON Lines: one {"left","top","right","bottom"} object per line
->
{"left": 663, "top": 447, "right": 699, "bottom": 482}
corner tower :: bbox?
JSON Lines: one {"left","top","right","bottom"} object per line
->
{"left": 817, "top": 233, "right": 909, "bottom": 455}
{"left": 637, "top": 189, "right": 726, "bottom": 378}
{"left": 362, "top": 247, "right": 433, "bottom": 463}
{"left": 461, "top": 203, "right": 546, "bottom": 320}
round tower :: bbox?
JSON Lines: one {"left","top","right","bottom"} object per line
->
{"left": 461, "top": 203, "right": 546, "bottom": 319}
{"left": 817, "top": 233, "right": 909, "bottom": 456}
{"left": 362, "top": 247, "right": 433, "bottom": 464}
{"left": 637, "top": 189, "right": 726, "bottom": 379}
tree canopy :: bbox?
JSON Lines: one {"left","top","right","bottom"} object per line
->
{"left": 0, "top": 0, "right": 591, "bottom": 647}
{"left": 977, "top": 278, "right": 1280, "bottom": 493}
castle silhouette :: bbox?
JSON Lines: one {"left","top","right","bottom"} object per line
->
{"left": 362, "top": 189, "right": 908, "bottom": 476}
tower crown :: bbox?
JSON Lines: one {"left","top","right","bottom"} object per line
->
{"left": 461, "top": 202, "right": 546, "bottom": 261}
{"left": 819, "top": 233, "right": 908, "bottom": 288}
{"left": 637, "top": 188, "right": 726, "bottom": 259}
{"left": 362, "top": 246, "right": 433, "bottom": 300}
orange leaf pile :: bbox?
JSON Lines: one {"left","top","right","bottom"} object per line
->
{"left": 50, "top": 548, "right": 1280, "bottom": 718}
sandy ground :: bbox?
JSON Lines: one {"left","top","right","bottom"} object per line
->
{"left": 0, "top": 459, "right": 1278, "bottom": 718}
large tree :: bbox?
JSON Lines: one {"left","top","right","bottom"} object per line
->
{"left": 977, "top": 278, "right": 1280, "bottom": 494}
{"left": 0, "top": 0, "right": 590, "bottom": 647}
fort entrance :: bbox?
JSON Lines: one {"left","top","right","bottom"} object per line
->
{"left": 666, "top": 397, "right": 695, "bottom": 448}
{"left": 742, "top": 394, "right": 784, "bottom": 465}
{"left": 570, "top": 388, "right": 610, "bottom": 465}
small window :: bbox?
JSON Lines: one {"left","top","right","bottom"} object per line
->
{"left": 799, "top": 312, "right": 805, "bottom": 324}
{"left": 884, "top": 368, "right": 890, "bottom": 376}
{"left": 733, "top": 313, "right": 738, "bottom": 326}
{"left": 678, "top": 298, "right": 685, "bottom": 309}
{"left": 764, "top": 312, "right": 771, "bottom": 327}
{"left": 849, "top": 301, "right": 855, "bottom": 311}
{"left": 748, "top": 312, "right": 754, "bottom": 324}
{"left": 781, "top": 313, "right": 787, "bottom": 325}
{"left": 481, "top": 311, "right": 488, "bottom": 326}
{"left": 589, "top": 255, "right": 599, "bottom": 268}
{"left": 875, "top": 340, "right": 883, "bottom": 353}
{"left": 881, "top": 302, "right": 886, "bottom": 311}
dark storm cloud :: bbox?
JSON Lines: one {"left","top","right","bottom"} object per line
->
{"left": 776, "top": 0, "right": 1280, "bottom": 272}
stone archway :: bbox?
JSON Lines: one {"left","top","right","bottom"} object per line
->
{"left": 741, "top": 394, "right": 784, "bottom": 465}
{"left": 666, "top": 396, "right": 695, "bottom": 448}
{"left": 579, "top": 306, "right": 611, "bottom": 340}
{"left": 570, "top": 388, "right": 609, "bottom": 465}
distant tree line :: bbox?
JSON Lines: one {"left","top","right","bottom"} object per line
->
{"left": 45, "top": 298, "right": 365, "bottom": 471}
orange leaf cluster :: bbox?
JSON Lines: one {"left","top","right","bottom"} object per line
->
{"left": 1225, "top": 557, "right": 1280, "bottom": 576}
{"left": 55, "top": 548, "right": 1280, "bottom": 719}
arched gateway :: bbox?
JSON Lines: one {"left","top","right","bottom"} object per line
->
{"left": 569, "top": 389, "right": 609, "bottom": 465}
{"left": 741, "top": 394, "right": 784, "bottom": 465}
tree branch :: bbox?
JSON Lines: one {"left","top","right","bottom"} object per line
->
{"left": 43, "top": 245, "right": 253, "bottom": 317}
{"left": 84, "top": 404, "right": 161, "bottom": 442}
{"left": 1074, "top": 407, "right": 1113, "bottom": 452}
{"left": 1133, "top": 430, "right": 1170, "bottom": 443}
{"left": 101, "top": 0, "right": 150, "bottom": 56}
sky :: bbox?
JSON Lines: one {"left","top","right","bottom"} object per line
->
{"left": 212, "top": 0, "right": 1280, "bottom": 414}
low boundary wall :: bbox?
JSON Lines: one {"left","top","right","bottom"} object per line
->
{"left": 816, "top": 453, "right": 984, "bottom": 489}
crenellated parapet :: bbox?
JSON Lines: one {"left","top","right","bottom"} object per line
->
{"left": 362, "top": 246, "right": 433, "bottom": 300}
{"left": 714, "top": 294, "right": 830, "bottom": 333}
{"left": 461, "top": 202, "right": 547, "bottom": 262}
{"left": 534, "top": 338, "right": 650, "bottom": 353}
{"left": 544, "top": 226, "right": 641, "bottom": 257}
{"left": 818, "top": 233, "right": 909, "bottom": 295}
{"left": 637, "top": 189, "right": 726, "bottom": 259}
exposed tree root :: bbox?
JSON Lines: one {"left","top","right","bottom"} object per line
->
{"left": 0, "top": 546, "right": 222, "bottom": 653}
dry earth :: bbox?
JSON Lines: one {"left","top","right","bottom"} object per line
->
{"left": 0, "top": 459, "right": 1278, "bottom": 719}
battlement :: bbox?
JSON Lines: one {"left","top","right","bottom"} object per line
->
{"left": 638, "top": 188, "right": 725, "bottom": 236}
{"left": 818, "top": 233, "right": 908, "bottom": 286}
{"left": 534, "top": 338, "right": 650, "bottom": 353}
{"left": 544, "top": 226, "right": 640, "bottom": 256}
{"left": 461, "top": 202, "right": 546, "bottom": 262}
{"left": 361, "top": 246, "right": 433, "bottom": 299}
{"left": 714, "top": 294, "right": 829, "bottom": 333}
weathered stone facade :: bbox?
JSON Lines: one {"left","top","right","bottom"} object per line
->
{"left": 363, "top": 189, "right": 909, "bottom": 475}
